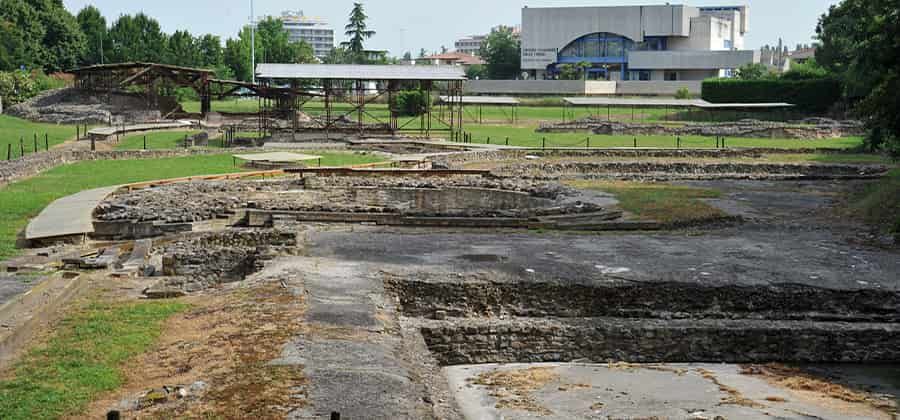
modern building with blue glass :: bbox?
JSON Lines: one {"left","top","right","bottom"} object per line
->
{"left": 521, "top": 4, "right": 757, "bottom": 81}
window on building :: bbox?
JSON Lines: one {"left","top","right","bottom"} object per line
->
{"left": 665, "top": 71, "right": 678, "bottom": 81}
{"left": 724, "top": 40, "right": 733, "bottom": 49}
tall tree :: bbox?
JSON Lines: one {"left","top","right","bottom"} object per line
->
{"left": 817, "top": 0, "right": 900, "bottom": 153}
{"left": 166, "top": 30, "right": 198, "bottom": 67}
{"left": 0, "top": 0, "right": 86, "bottom": 72}
{"left": 341, "top": 2, "right": 375, "bottom": 64}
{"left": 197, "top": 34, "right": 223, "bottom": 68}
{"left": 76, "top": 6, "right": 106, "bottom": 66}
{"left": 107, "top": 13, "right": 168, "bottom": 63}
{"left": 0, "top": 19, "right": 28, "bottom": 71}
{"left": 223, "top": 27, "right": 256, "bottom": 81}
{"left": 479, "top": 27, "right": 520, "bottom": 79}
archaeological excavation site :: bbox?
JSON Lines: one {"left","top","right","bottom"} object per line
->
{"left": 0, "top": 60, "right": 898, "bottom": 420}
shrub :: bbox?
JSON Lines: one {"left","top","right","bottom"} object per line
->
{"left": 701, "top": 78, "right": 843, "bottom": 112}
{"left": 0, "top": 70, "right": 39, "bottom": 108}
{"left": 396, "top": 90, "right": 429, "bottom": 116}
{"left": 675, "top": 88, "right": 692, "bottom": 99}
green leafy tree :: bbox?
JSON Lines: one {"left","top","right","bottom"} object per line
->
{"left": 223, "top": 27, "right": 257, "bottom": 81}
{"left": 0, "top": 0, "right": 86, "bottom": 72}
{"left": 817, "top": 0, "right": 900, "bottom": 154}
{"left": 782, "top": 57, "right": 829, "bottom": 80}
{"left": 402, "top": 51, "right": 412, "bottom": 61}
{"left": 197, "top": 34, "right": 223, "bottom": 68}
{"left": 465, "top": 64, "right": 486, "bottom": 80}
{"left": 256, "top": 17, "right": 315, "bottom": 64}
{"left": 76, "top": 6, "right": 106, "bottom": 66}
{"left": 479, "top": 27, "right": 520, "bottom": 79}
{"left": 107, "top": 13, "right": 168, "bottom": 63}
{"left": 0, "top": 20, "right": 28, "bottom": 71}
{"left": 166, "top": 30, "right": 198, "bottom": 67}
{"left": 736, "top": 63, "right": 769, "bottom": 80}
{"left": 557, "top": 64, "right": 578, "bottom": 80}
{"left": 341, "top": 2, "right": 375, "bottom": 64}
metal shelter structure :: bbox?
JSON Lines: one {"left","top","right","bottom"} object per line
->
{"left": 72, "top": 62, "right": 216, "bottom": 116}
{"left": 438, "top": 96, "right": 520, "bottom": 124}
{"left": 255, "top": 64, "right": 467, "bottom": 140}
{"left": 561, "top": 97, "right": 795, "bottom": 123}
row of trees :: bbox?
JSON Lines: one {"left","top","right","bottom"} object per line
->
{"left": 0, "top": 1, "right": 384, "bottom": 82}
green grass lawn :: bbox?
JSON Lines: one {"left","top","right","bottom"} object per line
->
{"left": 462, "top": 124, "right": 865, "bottom": 150}
{"left": 0, "top": 115, "right": 81, "bottom": 159}
{"left": 115, "top": 130, "right": 202, "bottom": 150}
{"left": 569, "top": 180, "right": 725, "bottom": 224}
{"left": 0, "top": 300, "right": 188, "bottom": 419}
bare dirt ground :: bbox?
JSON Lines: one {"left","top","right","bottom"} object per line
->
{"left": 79, "top": 275, "right": 307, "bottom": 419}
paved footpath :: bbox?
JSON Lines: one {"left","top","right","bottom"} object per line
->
{"left": 25, "top": 186, "right": 119, "bottom": 241}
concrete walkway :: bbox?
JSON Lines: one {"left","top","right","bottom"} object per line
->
{"left": 25, "top": 186, "right": 119, "bottom": 241}
{"left": 88, "top": 121, "right": 193, "bottom": 138}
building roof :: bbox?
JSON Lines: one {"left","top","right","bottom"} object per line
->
{"left": 256, "top": 64, "right": 466, "bottom": 80}
{"left": 438, "top": 96, "right": 520, "bottom": 105}
{"left": 563, "top": 97, "right": 794, "bottom": 109}
{"left": 71, "top": 62, "right": 214, "bottom": 74}
{"left": 425, "top": 52, "right": 485, "bottom": 66}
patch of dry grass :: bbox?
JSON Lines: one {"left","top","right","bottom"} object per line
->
{"left": 470, "top": 367, "right": 560, "bottom": 415}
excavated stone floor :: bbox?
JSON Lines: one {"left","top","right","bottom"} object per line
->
{"left": 4, "top": 149, "right": 899, "bottom": 418}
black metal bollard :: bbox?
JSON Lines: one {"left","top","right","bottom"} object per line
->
{"left": 633, "top": 137, "right": 637, "bottom": 148}
{"left": 107, "top": 410, "right": 121, "bottom": 420}
{"left": 45, "top": 133, "right": 49, "bottom": 151}
{"left": 722, "top": 137, "right": 726, "bottom": 148}
{"left": 91, "top": 136, "right": 95, "bottom": 152}
{"left": 143, "top": 135, "right": 147, "bottom": 150}
{"left": 33, "top": 133, "right": 38, "bottom": 153}
{"left": 330, "top": 412, "right": 340, "bottom": 420}
{"left": 542, "top": 137, "right": 546, "bottom": 149}
{"left": 6, "top": 143, "right": 11, "bottom": 160}
{"left": 677, "top": 136, "right": 681, "bottom": 149}
{"left": 586, "top": 137, "right": 590, "bottom": 150}
{"left": 20, "top": 137, "right": 24, "bottom": 157}
{"left": 487, "top": 136, "right": 491, "bottom": 145}
{"left": 76, "top": 125, "right": 80, "bottom": 140}
{"left": 505, "top": 137, "right": 509, "bottom": 146}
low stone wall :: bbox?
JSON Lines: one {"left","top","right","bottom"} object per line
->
{"left": 431, "top": 149, "right": 779, "bottom": 169}
{"left": 0, "top": 151, "right": 70, "bottom": 186}
{"left": 489, "top": 161, "right": 889, "bottom": 180}
{"left": 537, "top": 119, "right": 866, "bottom": 140}
{"left": 420, "top": 317, "right": 900, "bottom": 365}
{"left": 386, "top": 279, "right": 900, "bottom": 323}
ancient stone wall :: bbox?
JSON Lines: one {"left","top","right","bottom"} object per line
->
{"left": 420, "top": 318, "right": 900, "bottom": 365}
{"left": 489, "top": 161, "right": 888, "bottom": 181}
{"left": 387, "top": 279, "right": 900, "bottom": 323}
{"left": 158, "top": 230, "right": 297, "bottom": 292}
{"left": 536, "top": 118, "right": 866, "bottom": 139}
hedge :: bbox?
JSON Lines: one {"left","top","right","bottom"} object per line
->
{"left": 701, "top": 78, "right": 842, "bottom": 112}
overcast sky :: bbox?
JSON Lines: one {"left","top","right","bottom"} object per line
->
{"left": 61, "top": 0, "right": 839, "bottom": 56}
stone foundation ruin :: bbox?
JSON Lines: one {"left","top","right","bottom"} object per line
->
{"left": 538, "top": 118, "right": 866, "bottom": 140}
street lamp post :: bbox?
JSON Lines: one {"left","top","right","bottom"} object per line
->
{"left": 250, "top": 0, "right": 255, "bottom": 84}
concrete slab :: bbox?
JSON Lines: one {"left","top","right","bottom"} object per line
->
{"left": 25, "top": 186, "right": 119, "bottom": 241}
{"left": 88, "top": 121, "right": 192, "bottom": 137}
{"left": 445, "top": 363, "right": 894, "bottom": 420}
